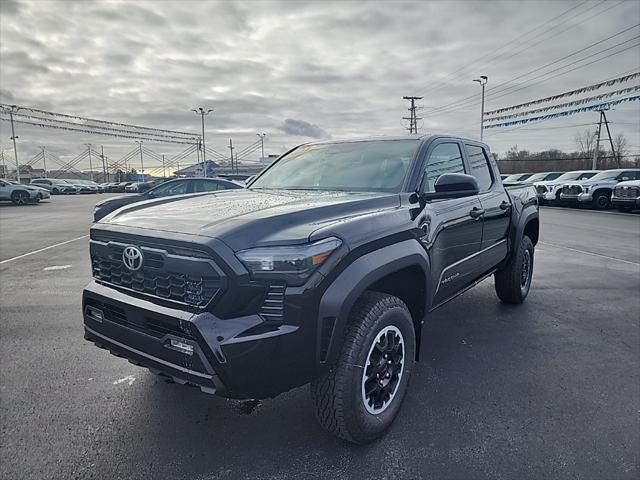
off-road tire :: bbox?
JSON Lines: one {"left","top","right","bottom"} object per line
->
{"left": 592, "top": 191, "right": 610, "bottom": 210}
{"left": 310, "top": 291, "right": 415, "bottom": 444}
{"left": 494, "top": 235, "right": 534, "bottom": 304}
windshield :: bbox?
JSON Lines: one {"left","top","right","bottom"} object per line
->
{"left": 589, "top": 171, "right": 623, "bottom": 181}
{"left": 527, "top": 173, "right": 551, "bottom": 182}
{"left": 250, "top": 140, "right": 418, "bottom": 192}
{"left": 556, "top": 171, "right": 591, "bottom": 181}
{"left": 504, "top": 173, "right": 531, "bottom": 182}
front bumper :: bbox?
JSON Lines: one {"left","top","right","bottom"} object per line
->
{"left": 576, "top": 192, "right": 593, "bottom": 203}
{"left": 83, "top": 281, "right": 316, "bottom": 399}
{"left": 611, "top": 197, "right": 640, "bottom": 209}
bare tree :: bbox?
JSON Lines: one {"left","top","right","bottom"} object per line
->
{"left": 612, "top": 133, "right": 628, "bottom": 166}
{"left": 574, "top": 129, "right": 597, "bottom": 159}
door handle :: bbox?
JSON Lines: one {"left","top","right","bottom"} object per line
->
{"left": 499, "top": 201, "right": 511, "bottom": 211}
{"left": 469, "top": 207, "right": 485, "bottom": 220}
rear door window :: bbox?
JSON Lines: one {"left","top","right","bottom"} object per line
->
{"left": 465, "top": 144, "right": 493, "bottom": 191}
{"left": 193, "top": 180, "right": 221, "bottom": 192}
{"left": 150, "top": 181, "right": 189, "bottom": 197}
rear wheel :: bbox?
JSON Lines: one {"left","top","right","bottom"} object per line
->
{"left": 11, "top": 191, "right": 29, "bottom": 205}
{"left": 311, "top": 292, "right": 415, "bottom": 444}
{"left": 592, "top": 191, "right": 610, "bottom": 210}
{"left": 495, "top": 235, "right": 534, "bottom": 304}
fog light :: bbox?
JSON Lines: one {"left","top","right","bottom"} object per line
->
{"left": 85, "top": 306, "right": 103, "bottom": 322}
{"left": 168, "top": 339, "right": 194, "bottom": 355}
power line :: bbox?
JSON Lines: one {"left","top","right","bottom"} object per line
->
{"left": 425, "top": 41, "right": 640, "bottom": 119}
{"left": 415, "top": 0, "right": 596, "bottom": 97}
{"left": 424, "top": 29, "right": 640, "bottom": 116}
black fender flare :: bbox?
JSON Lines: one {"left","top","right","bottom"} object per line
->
{"left": 316, "top": 239, "right": 430, "bottom": 368}
{"left": 508, "top": 206, "right": 539, "bottom": 262}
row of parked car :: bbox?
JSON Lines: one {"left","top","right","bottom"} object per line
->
{"left": 501, "top": 168, "right": 640, "bottom": 211}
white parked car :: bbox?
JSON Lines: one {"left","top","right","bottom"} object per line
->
{"left": 30, "top": 178, "right": 79, "bottom": 194}
{"left": 0, "top": 179, "right": 45, "bottom": 205}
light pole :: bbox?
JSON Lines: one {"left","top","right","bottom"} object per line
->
{"left": 85, "top": 143, "right": 94, "bottom": 181}
{"left": 135, "top": 140, "right": 144, "bottom": 180}
{"left": 473, "top": 75, "right": 488, "bottom": 141}
{"left": 257, "top": 133, "right": 266, "bottom": 160}
{"left": 40, "top": 146, "right": 47, "bottom": 178}
{"left": 5, "top": 105, "right": 21, "bottom": 182}
{"left": 192, "top": 107, "right": 213, "bottom": 177}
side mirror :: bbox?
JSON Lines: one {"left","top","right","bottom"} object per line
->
{"left": 422, "top": 173, "right": 479, "bottom": 200}
{"left": 146, "top": 191, "right": 155, "bottom": 198}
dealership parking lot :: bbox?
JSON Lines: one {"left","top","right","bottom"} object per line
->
{"left": 0, "top": 195, "right": 638, "bottom": 479}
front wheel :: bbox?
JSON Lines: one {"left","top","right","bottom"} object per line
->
{"left": 592, "top": 191, "right": 610, "bottom": 210}
{"left": 494, "top": 235, "right": 534, "bottom": 304}
{"left": 11, "top": 191, "right": 29, "bottom": 205}
{"left": 311, "top": 292, "right": 415, "bottom": 444}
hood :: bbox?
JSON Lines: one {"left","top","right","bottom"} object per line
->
{"left": 616, "top": 180, "right": 640, "bottom": 187}
{"left": 100, "top": 189, "right": 400, "bottom": 250}
{"left": 533, "top": 180, "right": 560, "bottom": 187}
{"left": 95, "top": 193, "right": 143, "bottom": 207}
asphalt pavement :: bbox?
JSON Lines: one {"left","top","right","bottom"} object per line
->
{"left": 0, "top": 196, "right": 638, "bottom": 480}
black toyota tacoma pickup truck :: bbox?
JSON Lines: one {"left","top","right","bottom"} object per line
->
{"left": 83, "top": 136, "right": 539, "bottom": 444}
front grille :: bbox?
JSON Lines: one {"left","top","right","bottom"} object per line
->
{"left": 562, "top": 185, "right": 582, "bottom": 196}
{"left": 259, "top": 283, "right": 285, "bottom": 321}
{"left": 90, "top": 237, "right": 225, "bottom": 309}
{"left": 535, "top": 185, "right": 547, "bottom": 195}
{"left": 614, "top": 186, "right": 639, "bottom": 199}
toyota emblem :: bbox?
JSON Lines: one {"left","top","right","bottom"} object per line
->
{"left": 122, "top": 246, "right": 143, "bottom": 271}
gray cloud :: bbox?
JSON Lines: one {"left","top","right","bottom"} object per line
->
{"left": 0, "top": 0, "right": 638, "bottom": 171}
{"left": 278, "top": 119, "right": 330, "bottom": 139}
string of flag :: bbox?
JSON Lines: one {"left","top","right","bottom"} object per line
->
{"left": 485, "top": 85, "right": 640, "bottom": 122}
{"left": 483, "top": 95, "right": 640, "bottom": 129}
{"left": 483, "top": 71, "right": 640, "bottom": 116}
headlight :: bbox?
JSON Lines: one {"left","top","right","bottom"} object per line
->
{"left": 236, "top": 237, "right": 342, "bottom": 284}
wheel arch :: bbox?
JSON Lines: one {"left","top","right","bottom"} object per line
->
{"left": 317, "top": 239, "right": 430, "bottom": 367}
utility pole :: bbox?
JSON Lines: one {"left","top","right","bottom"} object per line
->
{"left": 135, "top": 140, "right": 144, "bottom": 179}
{"left": 192, "top": 107, "right": 213, "bottom": 177}
{"left": 101, "top": 145, "right": 107, "bottom": 182}
{"left": 162, "top": 154, "right": 166, "bottom": 178}
{"left": 228, "top": 139, "right": 234, "bottom": 174}
{"left": 85, "top": 143, "right": 94, "bottom": 181}
{"left": 473, "top": 75, "right": 488, "bottom": 141}
{"left": 402, "top": 96, "right": 423, "bottom": 134}
{"left": 257, "top": 133, "right": 266, "bottom": 160}
{"left": 7, "top": 106, "right": 21, "bottom": 182}
{"left": 592, "top": 109, "right": 618, "bottom": 169}
{"left": 40, "top": 146, "right": 47, "bottom": 178}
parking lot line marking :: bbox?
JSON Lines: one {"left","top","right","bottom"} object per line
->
{"left": 0, "top": 235, "right": 89, "bottom": 265}
{"left": 43, "top": 264, "right": 72, "bottom": 271}
{"left": 540, "top": 241, "right": 640, "bottom": 266}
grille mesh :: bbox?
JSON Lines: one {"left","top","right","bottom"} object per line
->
{"left": 91, "top": 239, "right": 223, "bottom": 308}
{"left": 614, "top": 186, "right": 639, "bottom": 199}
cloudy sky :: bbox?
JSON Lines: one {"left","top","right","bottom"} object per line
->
{"left": 0, "top": 0, "right": 639, "bottom": 174}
